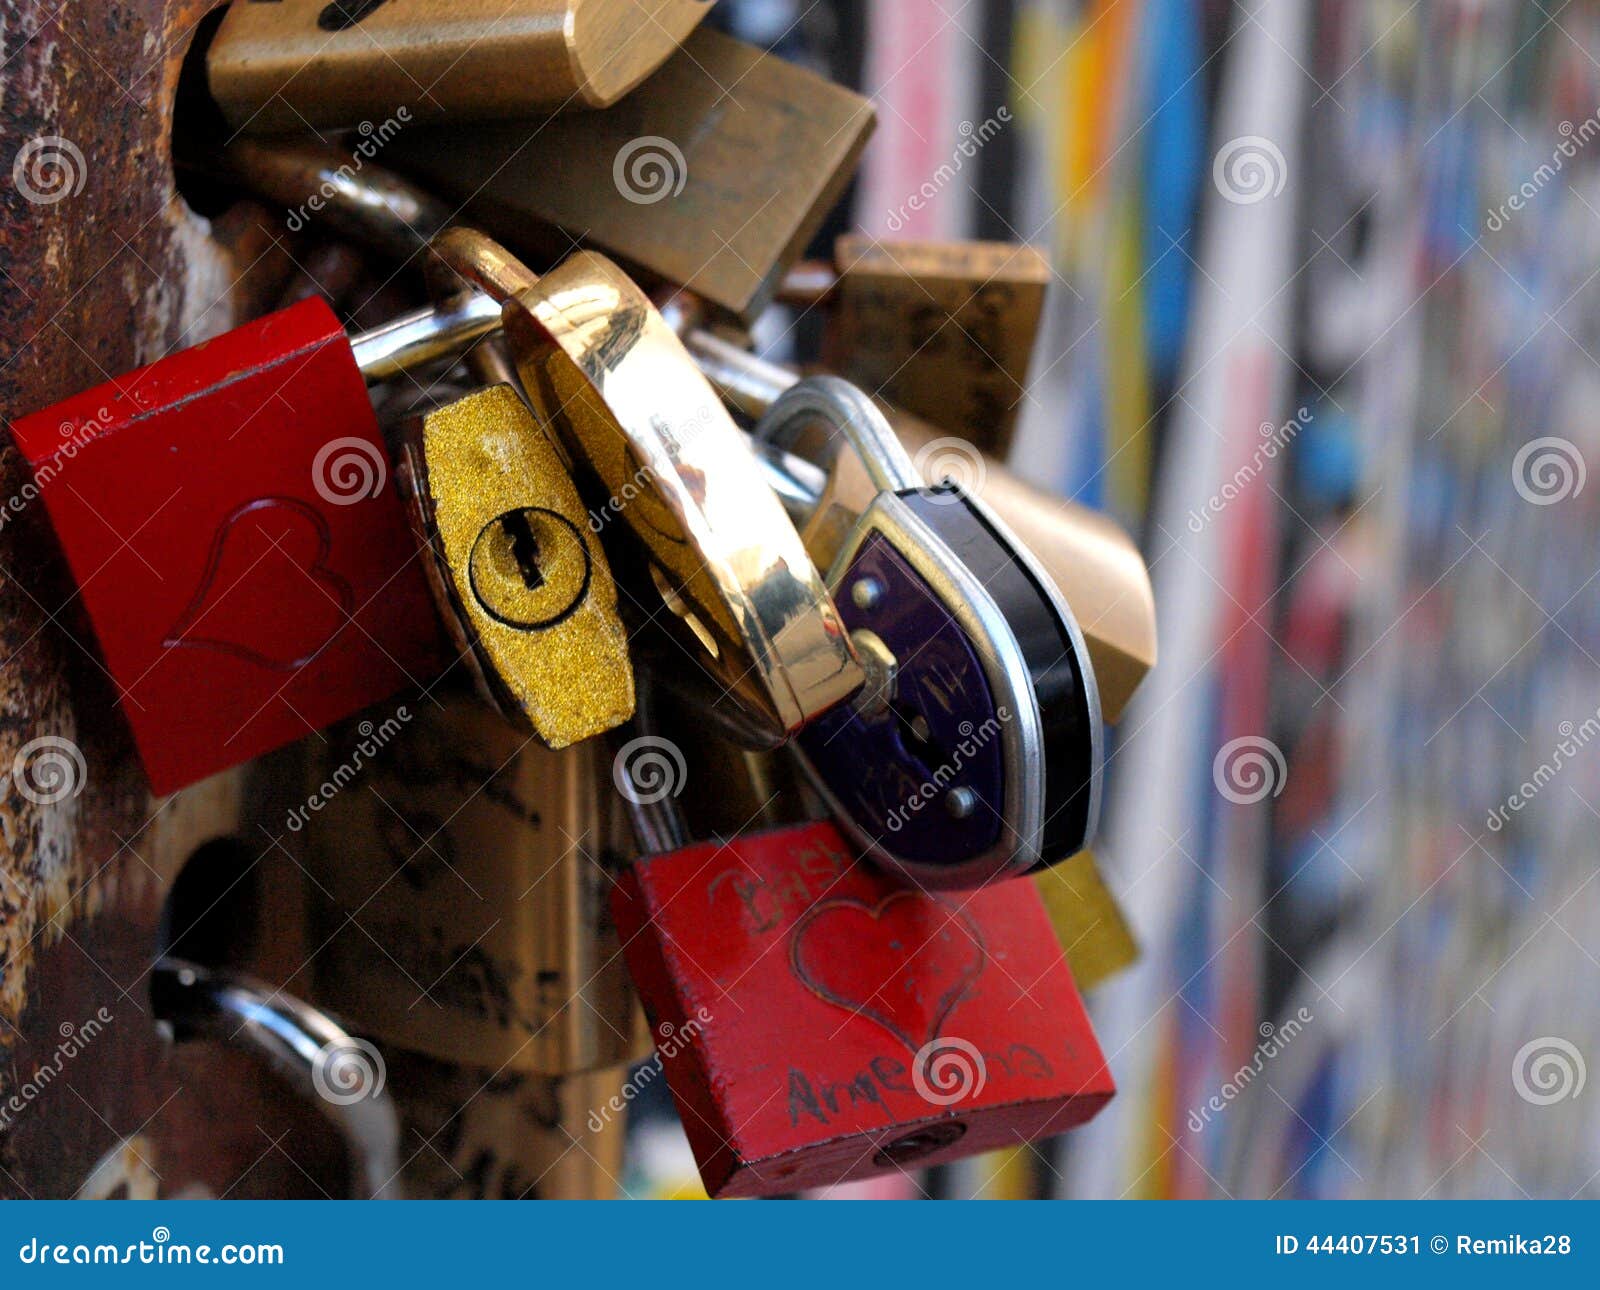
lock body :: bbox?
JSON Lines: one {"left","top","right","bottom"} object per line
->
{"left": 397, "top": 383, "right": 635, "bottom": 746}
{"left": 302, "top": 695, "right": 646, "bottom": 1076}
{"left": 388, "top": 29, "right": 876, "bottom": 319}
{"left": 208, "top": 0, "right": 714, "bottom": 133}
{"left": 9, "top": 297, "right": 444, "bottom": 793}
{"left": 611, "top": 820, "right": 1114, "bottom": 1198}
{"left": 818, "top": 237, "right": 1050, "bottom": 458}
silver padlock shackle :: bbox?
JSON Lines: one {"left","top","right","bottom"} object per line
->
{"left": 751, "top": 375, "right": 923, "bottom": 495}
{"left": 152, "top": 958, "right": 402, "bottom": 1199}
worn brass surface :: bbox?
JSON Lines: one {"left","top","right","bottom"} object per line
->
{"left": 208, "top": 0, "right": 714, "bottom": 132}
{"left": 1033, "top": 852, "right": 1140, "bottom": 991}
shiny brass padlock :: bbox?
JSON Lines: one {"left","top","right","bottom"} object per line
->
{"left": 301, "top": 692, "right": 646, "bottom": 1077}
{"left": 387, "top": 28, "right": 876, "bottom": 320}
{"left": 781, "top": 237, "right": 1052, "bottom": 459}
{"left": 206, "top": 0, "right": 715, "bottom": 134}
{"left": 396, "top": 383, "right": 635, "bottom": 747}
{"left": 428, "top": 229, "right": 864, "bottom": 747}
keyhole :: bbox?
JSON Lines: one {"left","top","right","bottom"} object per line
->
{"left": 890, "top": 701, "right": 954, "bottom": 771}
{"left": 501, "top": 510, "right": 546, "bottom": 592}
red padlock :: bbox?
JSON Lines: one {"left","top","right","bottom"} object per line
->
{"left": 8, "top": 295, "right": 496, "bottom": 793}
{"left": 611, "top": 820, "right": 1115, "bottom": 1197}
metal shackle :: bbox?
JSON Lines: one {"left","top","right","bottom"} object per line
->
{"left": 752, "top": 375, "right": 922, "bottom": 496}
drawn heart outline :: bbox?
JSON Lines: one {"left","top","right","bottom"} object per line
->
{"left": 788, "top": 892, "right": 986, "bottom": 1053}
{"left": 162, "top": 495, "right": 353, "bottom": 672}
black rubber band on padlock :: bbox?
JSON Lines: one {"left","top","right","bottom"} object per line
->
{"left": 900, "top": 488, "right": 1098, "bottom": 864}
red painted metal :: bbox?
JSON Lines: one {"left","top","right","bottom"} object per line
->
{"left": 9, "top": 298, "right": 446, "bottom": 794}
{"left": 612, "top": 821, "right": 1115, "bottom": 1197}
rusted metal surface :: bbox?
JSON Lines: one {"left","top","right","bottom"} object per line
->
{"left": 0, "top": 0, "right": 328, "bottom": 1198}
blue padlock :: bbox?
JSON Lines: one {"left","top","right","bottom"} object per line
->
{"left": 753, "top": 377, "right": 1103, "bottom": 889}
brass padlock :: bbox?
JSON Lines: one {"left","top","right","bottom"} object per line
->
{"left": 428, "top": 229, "right": 864, "bottom": 747}
{"left": 396, "top": 382, "right": 636, "bottom": 747}
{"left": 299, "top": 692, "right": 646, "bottom": 1077}
{"left": 205, "top": 0, "right": 715, "bottom": 134}
{"left": 386, "top": 28, "right": 876, "bottom": 320}
{"left": 780, "top": 237, "right": 1052, "bottom": 459}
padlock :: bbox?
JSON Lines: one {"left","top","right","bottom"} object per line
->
{"left": 7, "top": 293, "right": 498, "bottom": 793}
{"left": 778, "top": 237, "right": 1052, "bottom": 459}
{"left": 679, "top": 324, "right": 1156, "bottom": 724}
{"left": 204, "top": 0, "right": 715, "bottom": 134}
{"left": 386, "top": 28, "right": 876, "bottom": 320}
{"left": 752, "top": 376, "right": 1103, "bottom": 890}
{"left": 299, "top": 691, "right": 647, "bottom": 1077}
{"left": 427, "top": 229, "right": 864, "bottom": 746}
{"left": 395, "top": 383, "right": 635, "bottom": 745}
{"left": 610, "top": 819, "right": 1114, "bottom": 1198}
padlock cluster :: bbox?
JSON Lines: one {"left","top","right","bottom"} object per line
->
{"left": 9, "top": 3, "right": 1157, "bottom": 1199}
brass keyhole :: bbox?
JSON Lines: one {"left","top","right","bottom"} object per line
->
{"left": 468, "top": 507, "right": 592, "bottom": 632}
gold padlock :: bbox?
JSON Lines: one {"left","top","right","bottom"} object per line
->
{"left": 780, "top": 237, "right": 1052, "bottom": 459}
{"left": 396, "top": 383, "right": 635, "bottom": 747}
{"left": 300, "top": 692, "right": 646, "bottom": 1077}
{"left": 428, "top": 229, "right": 864, "bottom": 747}
{"left": 387, "top": 28, "right": 876, "bottom": 320}
{"left": 205, "top": 0, "right": 715, "bottom": 134}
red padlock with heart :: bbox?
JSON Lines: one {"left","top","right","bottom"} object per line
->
{"left": 611, "top": 820, "right": 1115, "bottom": 1197}
{"left": 7, "top": 297, "right": 461, "bottom": 793}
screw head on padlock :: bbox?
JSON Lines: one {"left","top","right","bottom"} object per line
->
{"left": 753, "top": 377, "right": 1105, "bottom": 890}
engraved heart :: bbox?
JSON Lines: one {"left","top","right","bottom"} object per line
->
{"left": 163, "top": 495, "right": 354, "bottom": 672}
{"left": 789, "top": 892, "right": 986, "bottom": 1053}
